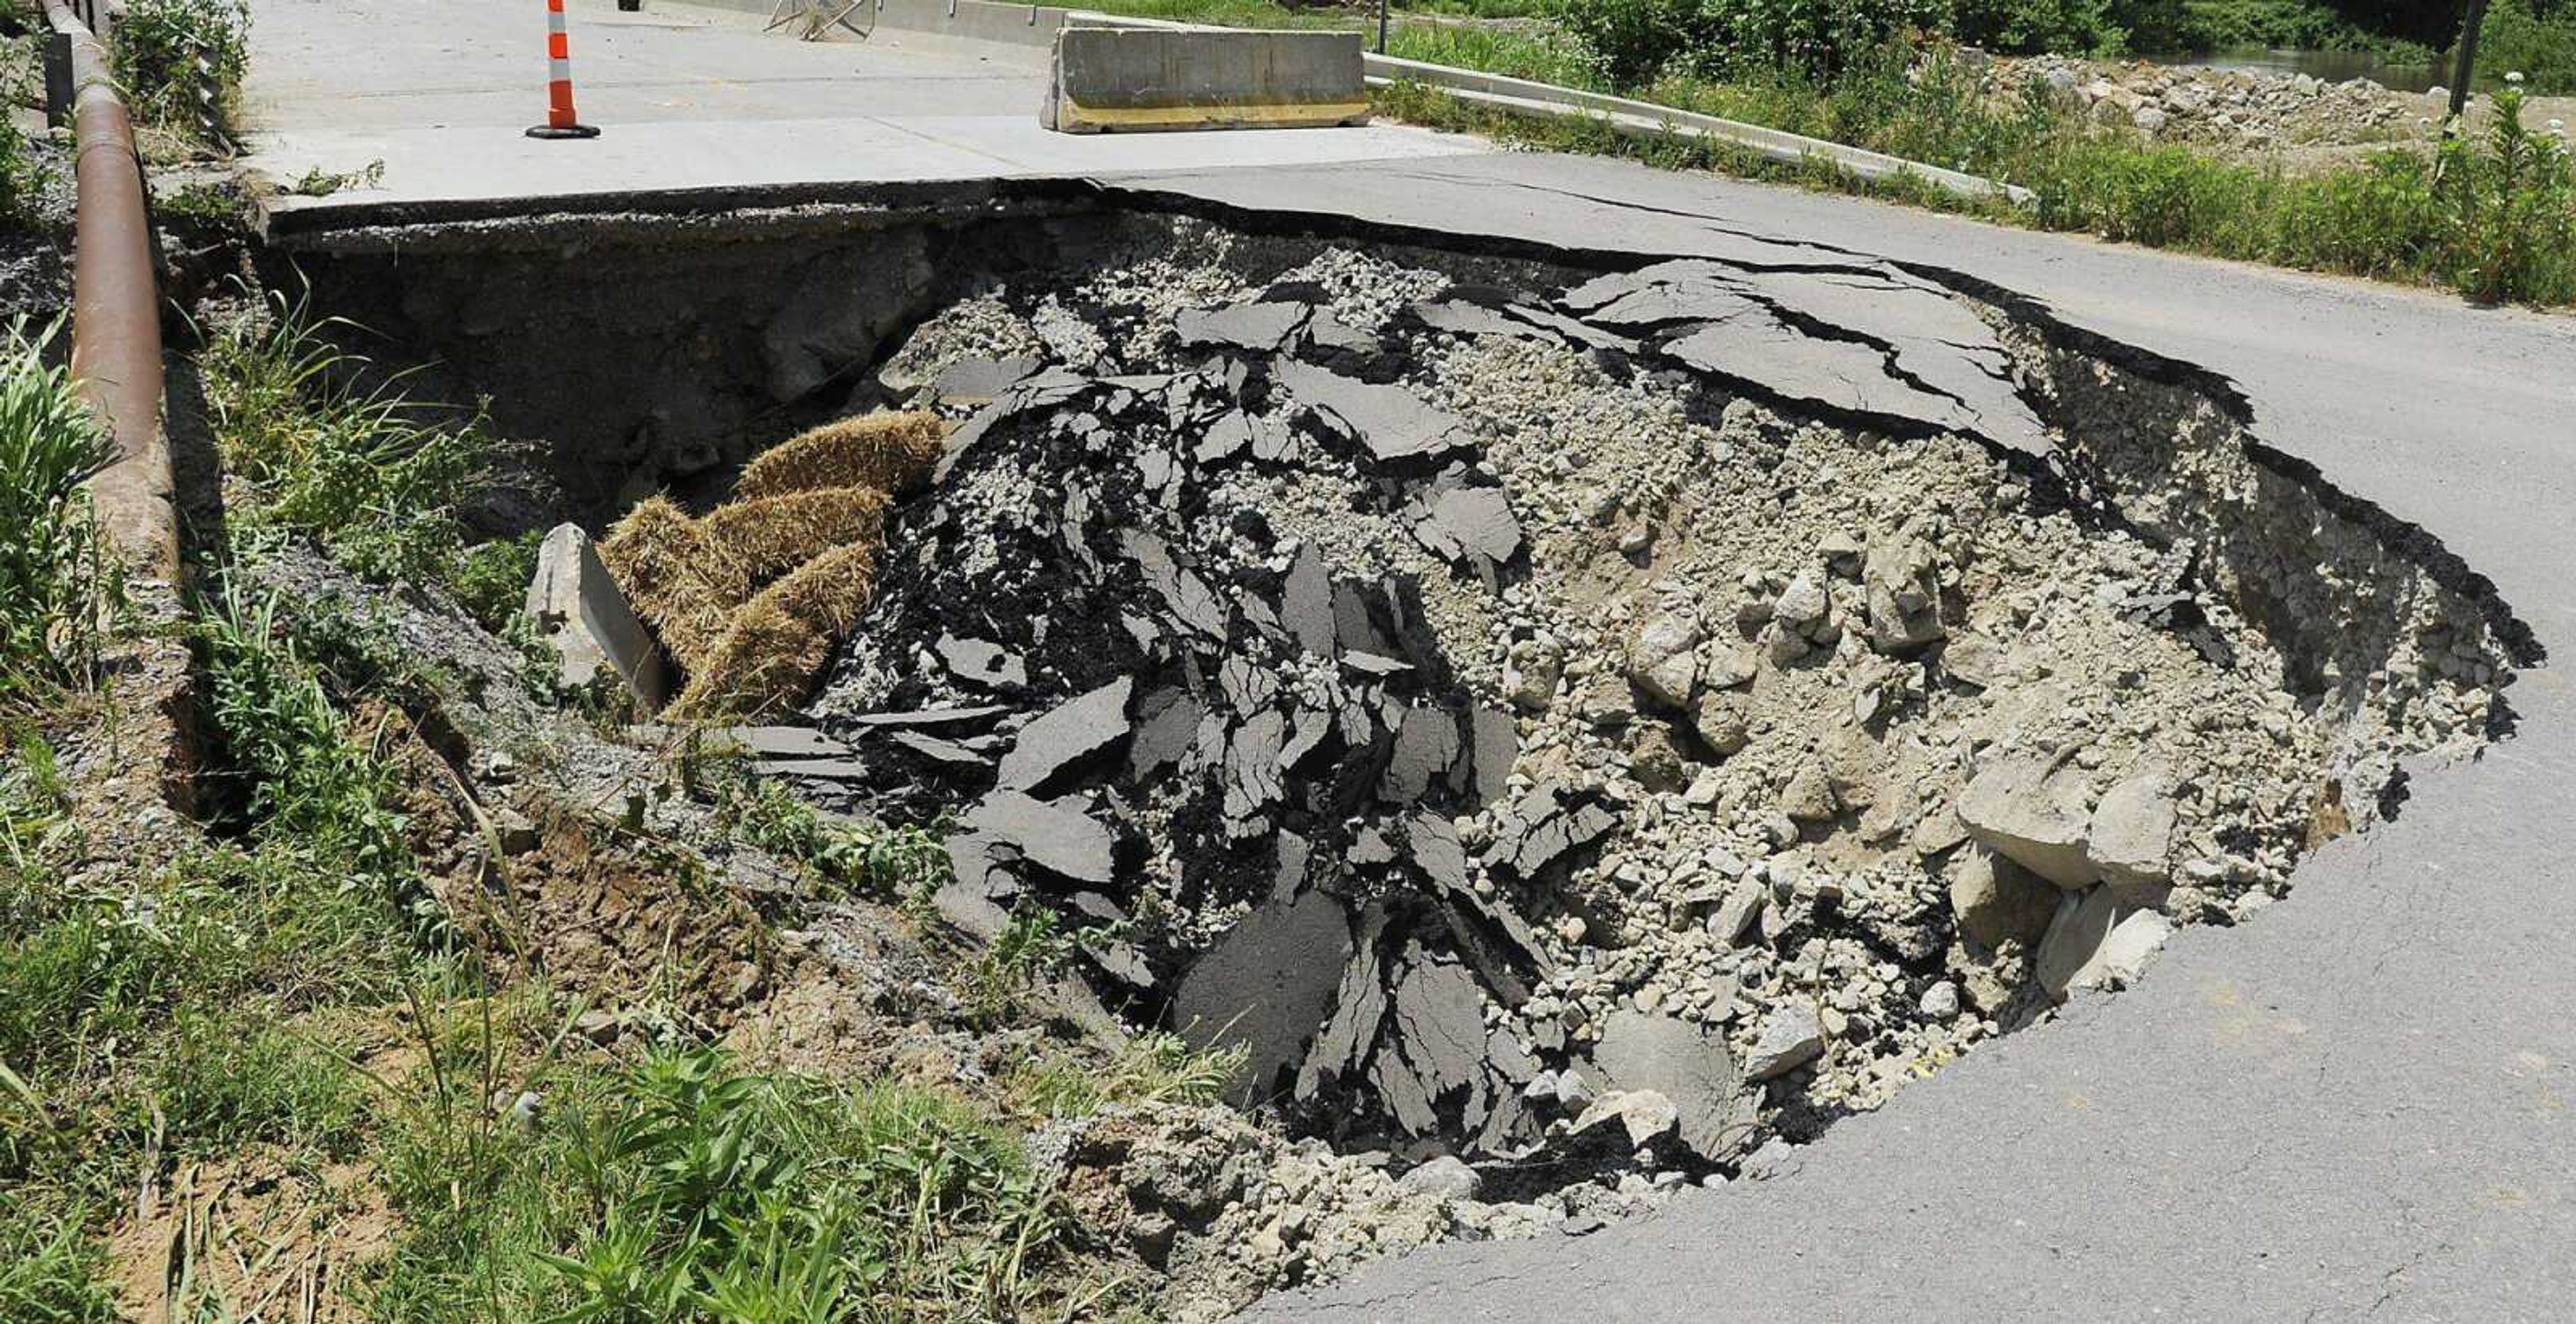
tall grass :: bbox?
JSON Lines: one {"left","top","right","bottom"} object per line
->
{"left": 0, "top": 327, "right": 115, "bottom": 703}
{"left": 370, "top": 1043, "right": 1081, "bottom": 1322}
{"left": 203, "top": 291, "right": 496, "bottom": 585}
{"left": 1383, "top": 37, "right": 2576, "bottom": 306}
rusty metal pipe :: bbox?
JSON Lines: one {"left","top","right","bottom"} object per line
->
{"left": 43, "top": 0, "right": 174, "bottom": 580}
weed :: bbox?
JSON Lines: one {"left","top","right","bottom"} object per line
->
{"left": 962, "top": 903, "right": 1083, "bottom": 1023}
{"left": 1376, "top": 34, "right": 2576, "bottom": 307}
{"left": 716, "top": 772, "right": 949, "bottom": 906}
{"left": 202, "top": 288, "right": 494, "bottom": 587}
{"left": 286, "top": 158, "right": 386, "bottom": 197}
{"left": 2436, "top": 76, "right": 2576, "bottom": 303}
{"left": 1008, "top": 1031, "right": 1248, "bottom": 1119}
{"left": 154, "top": 180, "right": 245, "bottom": 234}
{"left": 110, "top": 0, "right": 250, "bottom": 142}
{"left": 0, "top": 109, "right": 53, "bottom": 232}
{"left": 453, "top": 529, "right": 546, "bottom": 636}
{"left": 197, "top": 582, "right": 423, "bottom": 912}
{"left": 0, "top": 324, "right": 117, "bottom": 702}
{"left": 0, "top": 1186, "right": 117, "bottom": 1324}
{"left": 372, "top": 1043, "right": 1075, "bottom": 1322}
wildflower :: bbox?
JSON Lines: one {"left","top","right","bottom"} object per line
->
{"left": 2505, "top": 71, "right": 2525, "bottom": 86}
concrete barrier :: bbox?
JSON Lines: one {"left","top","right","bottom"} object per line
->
{"left": 1042, "top": 26, "right": 1366, "bottom": 133}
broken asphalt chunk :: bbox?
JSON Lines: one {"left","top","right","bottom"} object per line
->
{"left": 1275, "top": 360, "right": 1472, "bottom": 464}
{"left": 997, "top": 678, "right": 1133, "bottom": 793}
{"left": 965, "top": 789, "right": 1115, "bottom": 886}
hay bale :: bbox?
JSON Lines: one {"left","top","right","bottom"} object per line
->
{"left": 668, "top": 542, "right": 881, "bottom": 719}
{"left": 596, "top": 497, "right": 736, "bottom": 668}
{"left": 695, "top": 486, "right": 890, "bottom": 603}
{"left": 735, "top": 411, "right": 948, "bottom": 503}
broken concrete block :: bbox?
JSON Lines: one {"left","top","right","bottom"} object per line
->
{"left": 1173, "top": 884, "right": 1354, "bottom": 1107}
{"left": 1396, "top": 1154, "right": 1483, "bottom": 1202}
{"left": 2070, "top": 907, "right": 2173, "bottom": 994}
{"left": 1707, "top": 876, "right": 1768, "bottom": 946}
{"left": 1571, "top": 1088, "right": 1680, "bottom": 1149}
{"left": 2034, "top": 884, "right": 2120, "bottom": 999}
{"left": 1957, "top": 753, "right": 2096, "bottom": 890}
{"left": 1947, "top": 842, "right": 2058, "bottom": 948}
{"left": 1586, "top": 1009, "right": 1750, "bottom": 1161}
{"left": 1175, "top": 301, "right": 1307, "bottom": 354}
{"left": 1742, "top": 1004, "right": 1825, "bottom": 1080}
{"left": 936, "top": 634, "right": 1027, "bottom": 689}
{"left": 997, "top": 678, "right": 1133, "bottom": 793}
{"left": 1691, "top": 693, "right": 1751, "bottom": 758}
{"left": 2087, "top": 770, "right": 2177, "bottom": 901}
{"left": 1414, "top": 485, "right": 1524, "bottom": 568}
{"left": 525, "top": 523, "right": 672, "bottom": 712}
{"left": 1381, "top": 706, "right": 1463, "bottom": 804}
{"left": 1276, "top": 360, "right": 1471, "bottom": 462}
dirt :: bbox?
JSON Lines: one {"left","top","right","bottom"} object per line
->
{"left": 109, "top": 1150, "right": 394, "bottom": 1324}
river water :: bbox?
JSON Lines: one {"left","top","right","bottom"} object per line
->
{"left": 2167, "top": 46, "right": 2459, "bottom": 94}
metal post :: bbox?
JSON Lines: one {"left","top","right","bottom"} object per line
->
{"left": 1377, "top": 0, "right": 1387, "bottom": 55}
{"left": 2451, "top": 0, "right": 2489, "bottom": 122}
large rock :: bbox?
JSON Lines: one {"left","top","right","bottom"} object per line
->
{"left": 1741, "top": 1004, "right": 1825, "bottom": 1081}
{"left": 1947, "top": 842, "right": 2057, "bottom": 948}
{"left": 1625, "top": 610, "right": 1702, "bottom": 711}
{"left": 525, "top": 523, "right": 673, "bottom": 712}
{"left": 1585, "top": 1008, "right": 1752, "bottom": 1161}
{"left": 2037, "top": 886, "right": 2171, "bottom": 1001}
{"left": 2086, "top": 770, "right": 2177, "bottom": 901}
{"left": 1957, "top": 753, "right": 2096, "bottom": 890}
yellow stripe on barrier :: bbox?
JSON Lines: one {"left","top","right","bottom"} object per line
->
{"left": 1057, "top": 98, "right": 1370, "bottom": 130}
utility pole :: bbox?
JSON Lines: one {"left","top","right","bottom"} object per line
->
{"left": 2451, "top": 0, "right": 2489, "bottom": 122}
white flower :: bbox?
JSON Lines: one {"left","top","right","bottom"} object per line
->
{"left": 2552, "top": 118, "right": 2568, "bottom": 133}
{"left": 2506, "top": 70, "right": 2526, "bottom": 85}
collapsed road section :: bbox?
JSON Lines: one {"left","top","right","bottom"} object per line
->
{"left": 263, "top": 192, "right": 2524, "bottom": 1306}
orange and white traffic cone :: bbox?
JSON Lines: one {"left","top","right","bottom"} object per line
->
{"left": 526, "top": 0, "right": 601, "bottom": 140}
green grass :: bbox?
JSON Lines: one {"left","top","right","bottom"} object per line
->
{"left": 0, "top": 326, "right": 117, "bottom": 703}
{"left": 202, "top": 291, "right": 499, "bottom": 588}
{"left": 367, "top": 1043, "right": 1099, "bottom": 1322}
{"left": 714, "top": 769, "right": 951, "bottom": 907}
{"left": 1373, "top": 36, "right": 2576, "bottom": 307}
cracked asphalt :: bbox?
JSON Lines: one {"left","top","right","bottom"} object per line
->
{"left": 238, "top": 2, "right": 2576, "bottom": 1315}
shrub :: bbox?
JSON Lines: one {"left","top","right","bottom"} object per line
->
{"left": 109, "top": 0, "right": 250, "bottom": 140}
{"left": 2479, "top": 0, "right": 2576, "bottom": 95}
{"left": 2436, "top": 77, "right": 2576, "bottom": 304}
{"left": 0, "top": 114, "right": 52, "bottom": 233}
{"left": 0, "top": 325, "right": 115, "bottom": 701}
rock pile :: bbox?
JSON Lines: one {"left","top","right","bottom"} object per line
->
{"left": 2004, "top": 53, "right": 2552, "bottom": 158}
{"left": 756, "top": 215, "right": 2510, "bottom": 1194}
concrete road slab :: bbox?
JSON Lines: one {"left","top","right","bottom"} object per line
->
{"left": 244, "top": 0, "right": 1486, "bottom": 211}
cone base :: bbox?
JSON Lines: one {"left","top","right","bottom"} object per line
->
{"left": 525, "top": 123, "right": 602, "bottom": 139}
